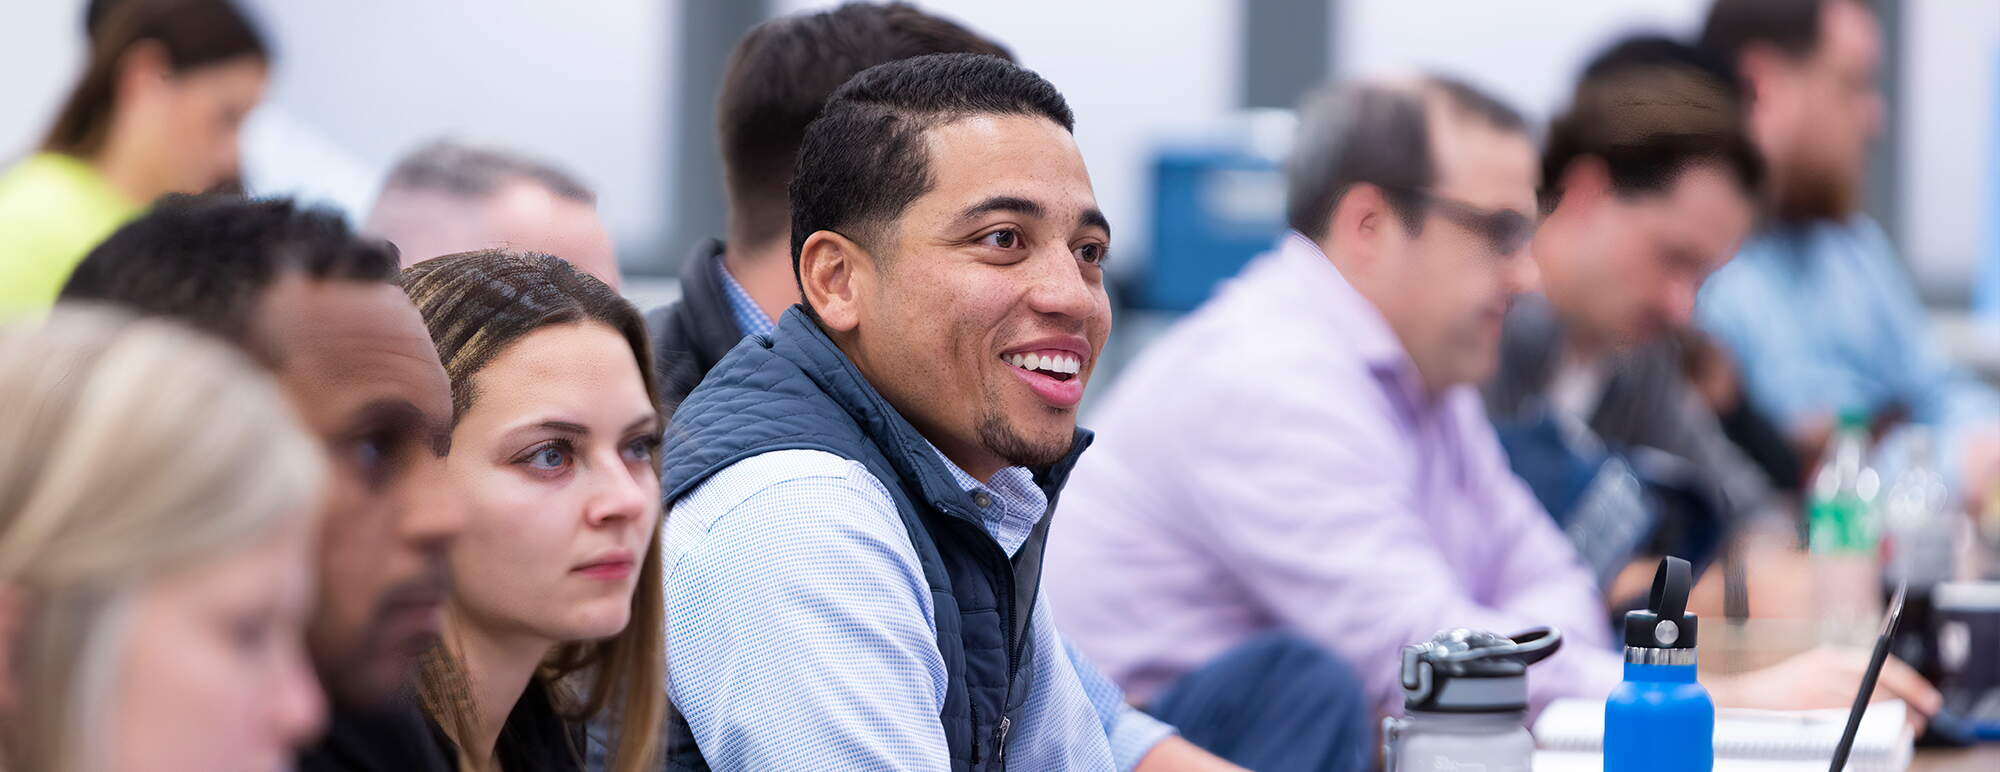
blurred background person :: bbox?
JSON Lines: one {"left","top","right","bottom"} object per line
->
{"left": 0, "top": 0, "right": 267, "bottom": 317}
{"left": 364, "top": 139, "right": 621, "bottom": 290}
{"left": 401, "top": 251, "right": 666, "bottom": 772}
{"left": 1695, "top": 0, "right": 2000, "bottom": 497}
{"left": 1046, "top": 73, "right": 1940, "bottom": 721}
{"left": 58, "top": 195, "right": 466, "bottom": 772}
{"left": 649, "top": 1, "right": 1011, "bottom": 407}
{"left": 1485, "top": 35, "right": 1767, "bottom": 598}
{"left": 0, "top": 307, "right": 324, "bottom": 772}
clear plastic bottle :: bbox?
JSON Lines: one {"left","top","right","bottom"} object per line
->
{"left": 1883, "top": 428, "right": 1957, "bottom": 588}
{"left": 1807, "top": 410, "right": 1884, "bottom": 647}
{"left": 1880, "top": 428, "right": 1957, "bottom": 682}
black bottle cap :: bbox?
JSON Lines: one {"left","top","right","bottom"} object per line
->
{"left": 1400, "top": 627, "right": 1564, "bottom": 713}
{"left": 1622, "top": 556, "right": 1698, "bottom": 649}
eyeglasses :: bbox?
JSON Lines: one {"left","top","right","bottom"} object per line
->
{"left": 1379, "top": 185, "right": 1536, "bottom": 258}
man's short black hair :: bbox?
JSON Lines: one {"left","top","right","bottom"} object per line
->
{"left": 59, "top": 194, "right": 399, "bottom": 359}
{"left": 1284, "top": 75, "right": 1529, "bottom": 240}
{"left": 788, "top": 52, "right": 1074, "bottom": 290}
{"left": 1540, "top": 35, "right": 1763, "bottom": 213}
{"left": 719, "top": 3, "right": 1010, "bottom": 246}
{"left": 1699, "top": 0, "right": 1852, "bottom": 68}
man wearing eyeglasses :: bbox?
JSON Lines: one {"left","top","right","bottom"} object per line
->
{"left": 1044, "top": 74, "right": 1940, "bottom": 722}
{"left": 1043, "top": 75, "right": 1589, "bottom": 718}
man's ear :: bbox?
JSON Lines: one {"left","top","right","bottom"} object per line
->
{"left": 0, "top": 583, "right": 25, "bottom": 712}
{"left": 1735, "top": 42, "right": 1792, "bottom": 106}
{"left": 797, "top": 229, "right": 874, "bottom": 333}
{"left": 1330, "top": 183, "right": 1394, "bottom": 271}
{"left": 1557, "top": 156, "right": 1613, "bottom": 213}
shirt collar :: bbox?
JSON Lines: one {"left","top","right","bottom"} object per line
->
{"left": 1277, "top": 231, "right": 1430, "bottom": 408}
{"left": 920, "top": 438, "right": 1048, "bottom": 556}
{"left": 715, "top": 251, "right": 776, "bottom": 338}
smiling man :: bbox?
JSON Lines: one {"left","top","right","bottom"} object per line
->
{"left": 658, "top": 54, "right": 1236, "bottom": 771}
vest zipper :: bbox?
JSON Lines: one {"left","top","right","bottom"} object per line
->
{"left": 994, "top": 715, "right": 1011, "bottom": 765}
{"left": 953, "top": 507, "right": 1032, "bottom": 770}
{"left": 968, "top": 699, "right": 982, "bottom": 764}
{"left": 993, "top": 534, "right": 1023, "bottom": 771}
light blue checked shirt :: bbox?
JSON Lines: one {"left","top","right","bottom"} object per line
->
{"left": 716, "top": 252, "right": 776, "bottom": 339}
{"left": 663, "top": 444, "right": 1176, "bottom": 771}
{"left": 1698, "top": 217, "right": 2000, "bottom": 487}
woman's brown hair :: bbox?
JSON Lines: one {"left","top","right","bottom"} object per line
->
{"left": 43, "top": 0, "right": 269, "bottom": 158}
{"left": 399, "top": 250, "right": 666, "bottom": 772}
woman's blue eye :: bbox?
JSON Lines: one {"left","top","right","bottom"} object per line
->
{"left": 524, "top": 443, "right": 569, "bottom": 470}
{"left": 623, "top": 436, "right": 659, "bottom": 462}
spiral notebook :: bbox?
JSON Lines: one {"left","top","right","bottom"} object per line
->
{"left": 1530, "top": 698, "right": 1915, "bottom": 772}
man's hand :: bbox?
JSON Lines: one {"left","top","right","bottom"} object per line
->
{"left": 1133, "top": 736, "right": 1249, "bottom": 772}
{"left": 1957, "top": 425, "right": 2000, "bottom": 512}
{"left": 1708, "top": 646, "right": 1942, "bottom": 734}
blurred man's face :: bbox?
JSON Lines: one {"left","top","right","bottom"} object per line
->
{"left": 839, "top": 114, "right": 1111, "bottom": 480}
{"left": 255, "top": 278, "right": 464, "bottom": 709}
{"left": 1377, "top": 109, "right": 1541, "bottom": 391}
{"left": 1762, "top": 0, "right": 1884, "bottom": 220}
{"left": 1545, "top": 165, "right": 1755, "bottom": 349}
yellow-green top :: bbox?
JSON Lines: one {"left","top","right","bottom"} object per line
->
{"left": 0, "top": 152, "right": 142, "bottom": 319}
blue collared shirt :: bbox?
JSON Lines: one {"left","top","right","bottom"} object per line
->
{"left": 1698, "top": 217, "right": 2000, "bottom": 485}
{"left": 716, "top": 251, "right": 776, "bottom": 338}
{"left": 663, "top": 442, "right": 1175, "bottom": 770}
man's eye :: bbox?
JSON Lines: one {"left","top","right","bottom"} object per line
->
{"left": 1076, "top": 243, "right": 1108, "bottom": 266}
{"left": 980, "top": 229, "right": 1021, "bottom": 249}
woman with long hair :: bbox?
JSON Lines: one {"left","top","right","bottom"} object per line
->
{"left": 400, "top": 250, "right": 666, "bottom": 771}
{"left": 0, "top": 0, "right": 269, "bottom": 314}
{"left": 0, "top": 307, "right": 326, "bottom": 772}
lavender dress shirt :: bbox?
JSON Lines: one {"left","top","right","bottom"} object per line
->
{"left": 1046, "top": 232, "right": 1622, "bottom": 716}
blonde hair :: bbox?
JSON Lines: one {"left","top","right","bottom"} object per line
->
{"left": 0, "top": 306, "right": 325, "bottom": 772}
{"left": 402, "top": 251, "right": 665, "bottom": 771}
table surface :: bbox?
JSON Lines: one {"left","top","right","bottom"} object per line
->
{"left": 1911, "top": 745, "right": 2000, "bottom": 770}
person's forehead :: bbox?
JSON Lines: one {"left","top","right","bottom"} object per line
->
{"left": 257, "top": 278, "right": 452, "bottom": 421}
{"left": 1427, "top": 112, "right": 1538, "bottom": 214}
{"left": 1820, "top": 0, "right": 1882, "bottom": 70}
{"left": 1650, "top": 166, "right": 1756, "bottom": 254}
{"left": 910, "top": 114, "right": 1100, "bottom": 225}
{"left": 464, "top": 322, "right": 648, "bottom": 421}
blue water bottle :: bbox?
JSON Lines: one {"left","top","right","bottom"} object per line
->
{"left": 1605, "top": 556, "right": 1713, "bottom": 772}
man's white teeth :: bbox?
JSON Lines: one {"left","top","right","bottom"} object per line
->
{"left": 1006, "top": 352, "right": 1081, "bottom": 375}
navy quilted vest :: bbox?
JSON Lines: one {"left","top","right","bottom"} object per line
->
{"left": 659, "top": 307, "right": 1090, "bottom": 771}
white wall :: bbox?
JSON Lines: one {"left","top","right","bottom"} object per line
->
{"left": 0, "top": 1, "right": 677, "bottom": 266}
{"left": 0, "top": 0, "right": 91, "bottom": 164}
{"left": 1902, "top": 0, "right": 2000, "bottom": 291}
{"left": 242, "top": 0, "right": 676, "bottom": 264}
{"left": 1338, "top": 0, "right": 1710, "bottom": 124}
{"left": 772, "top": 0, "right": 1244, "bottom": 267}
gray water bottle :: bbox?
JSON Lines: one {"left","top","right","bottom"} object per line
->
{"left": 1381, "top": 627, "right": 1563, "bottom": 772}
